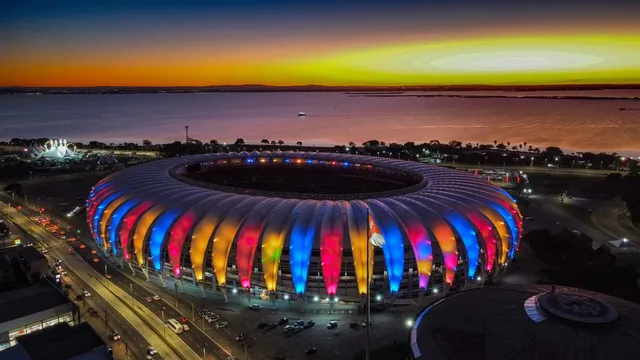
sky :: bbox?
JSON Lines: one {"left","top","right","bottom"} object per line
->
{"left": 1, "top": 0, "right": 640, "bottom": 87}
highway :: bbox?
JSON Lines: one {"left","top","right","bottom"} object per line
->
{"left": 0, "top": 202, "right": 201, "bottom": 360}
{"left": 439, "top": 162, "right": 615, "bottom": 177}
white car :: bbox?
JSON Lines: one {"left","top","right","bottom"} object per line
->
{"left": 216, "top": 322, "right": 228, "bottom": 330}
{"left": 182, "top": 324, "right": 190, "bottom": 331}
{"left": 152, "top": 295, "right": 160, "bottom": 301}
{"left": 147, "top": 346, "right": 158, "bottom": 355}
{"left": 83, "top": 290, "right": 91, "bottom": 297}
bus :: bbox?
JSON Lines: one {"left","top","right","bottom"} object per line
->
{"left": 167, "top": 319, "right": 184, "bottom": 334}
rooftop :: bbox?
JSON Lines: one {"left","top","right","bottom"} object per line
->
{"left": 0, "top": 280, "right": 71, "bottom": 324}
{"left": 410, "top": 285, "right": 640, "bottom": 360}
{"left": 13, "top": 322, "right": 109, "bottom": 360}
{"left": 0, "top": 246, "right": 46, "bottom": 272}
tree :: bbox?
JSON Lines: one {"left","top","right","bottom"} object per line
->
{"left": 519, "top": 144, "right": 523, "bottom": 151}
{"left": 512, "top": 146, "right": 518, "bottom": 151}
{"left": 429, "top": 140, "right": 440, "bottom": 147}
{"left": 261, "top": 139, "right": 269, "bottom": 145}
{"left": 277, "top": 140, "right": 284, "bottom": 146}
{"left": 528, "top": 145, "right": 533, "bottom": 152}
{"left": 234, "top": 138, "right": 245, "bottom": 146}
{"left": 493, "top": 140, "right": 497, "bottom": 146}
{"left": 142, "top": 139, "right": 152, "bottom": 147}
{"left": 362, "top": 140, "right": 380, "bottom": 147}
{"left": 380, "top": 141, "right": 387, "bottom": 147}
{"left": 270, "top": 140, "right": 276, "bottom": 145}
{"left": 496, "top": 143, "right": 507, "bottom": 150}
{"left": 448, "top": 140, "right": 462, "bottom": 149}
{"left": 348, "top": 142, "right": 356, "bottom": 148}
{"left": 209, "top": 139, "right": 218, "bottom": 145}
{"left": 296, "top": 141, "right": 302, "bottom": 146}
{"left": 465, "top": 143, "right": 473, "bottom": 149}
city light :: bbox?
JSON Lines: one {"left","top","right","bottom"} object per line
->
{"left": 376, "top": 294, "right": 382, "bottom": 301}
{"left": 284, "top": 294, "right": 289, "bottom": 300}
{"left": 432, "top": 288, "right": 439, "bottom": 294}
{"left": 313, "top": 296, "right": 319, "bottom": 302}
{"left": 406, "top": 319, "right": 414, "bottom": 327}
{"left": 623, "top": 238, "right": 629, "bottom": 242}
{"left": 334, "top": 296, "right": 339, "bottom": 302}
{"left": 476, "top": 276, "right": 482, "bottom": 281}
{"left": 232, "top": 288, "right": 238, "bottom": 294}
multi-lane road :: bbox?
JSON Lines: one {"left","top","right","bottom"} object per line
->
{"left": 0, "top": 202, "right": 202, "bottom": 360}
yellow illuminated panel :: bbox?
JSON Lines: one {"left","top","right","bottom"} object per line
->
{"left": 100, "top": 195, "right": 130, "bottom": 251}
{"left": 212, "top": 214, "right": 245, "bottom": 286}
{"left": 346, "top": 203, "right": 372, "bottom": 295}
{"left": 132, "top": 205, "right": 164, "bottom": 265}
{"left": 190, "top": 213, "right": 223, "bottom": 282}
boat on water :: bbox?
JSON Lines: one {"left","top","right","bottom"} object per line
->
{"left": 298, "top": 112, "right": 306, "bottom": 117}
{"left": 619, "top": 108, "right": 626, "bottom": 111}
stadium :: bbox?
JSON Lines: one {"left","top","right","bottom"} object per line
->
{"left": 86, "top": 152, "right": 522, "bottom": 298}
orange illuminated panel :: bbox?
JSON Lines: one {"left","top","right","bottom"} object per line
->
{"left": 429, "top": 221, "right": 457, "bottom": 284}
{"left": 212, "top": 213, "right": 246, "bottom": 286}
{"left": 100, "top": 195, "right": 130, "bottom": 251}
{"left": 190, "top": 213, "right": 222, "bottom": 282}
{"left": 346, "top": 202, "right": 372, "bottom": 295}
{"left": 132, "top": 205, "right": 164, "bottom": 265}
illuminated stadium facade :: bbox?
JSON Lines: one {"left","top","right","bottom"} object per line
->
{"left": 86, "top": 152, "right": 522, "bottom": 298}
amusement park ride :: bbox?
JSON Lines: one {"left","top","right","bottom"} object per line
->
{"left": 28, "top": 139, "right": 78, "bottom": 159}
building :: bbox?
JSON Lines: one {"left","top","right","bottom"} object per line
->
{"left": 0, "top": 279, "right": 78, "bottom": 350}
{"left": 0, "top": 246, "right": 48, "bottom": 291}
{"left": 0, "top": 322, "right": 111, "bottom": 360}
{"left": 409, "top": 285, "right": 640, "bottom": 360}
{"left": 86, "top": 152, "right": 522, "bottom": 298}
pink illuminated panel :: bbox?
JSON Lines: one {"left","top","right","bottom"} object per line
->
{"left": 118, "top": 201, "right": 153, "bottom": 261}
{"left": 168, "top": 212, "right": 196, "bottom": 277}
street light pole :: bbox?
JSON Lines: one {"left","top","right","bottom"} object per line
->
{"left": 130, "top": 283, "right": 133, "bottom": 306}
{"left": 161, "top": 309, "right": 165, "bottom": 339}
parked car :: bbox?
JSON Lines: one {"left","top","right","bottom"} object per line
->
{"left": 283, "top": 325, "right": 295, "bottom": 333}
{"left": 295, "top": 320, "right": 305, "bottom": 326}
{"left": 235, "top": 334, "right": 246, "bottom": 342}
{"left": 267, "top": 323, "right": 278, "bottom": 330}
{"left": 293, "top": 326, "right": 303, "bottom": 333}
{"left": 327, "top": 321, "right": 338, "bottom": 329}
{"left": 152, "top": 295, "right": 160, "bottom": 301}
{"left": 216, "top": 322, "right": 228, "bottom": 330}
{"left": 249, "top": 304, "right": 261, "bottom": 310}
{"left": 349, "top": 322, "right": 359, "bottom": 329}
{"left": 257, "top": 322, "right": 268, "bottom": 329}
{"left": 277, "top": 317, "right": 289, "bottom": 325}
{"left": 305, "top": 348, "right": 317, "bottom": 355}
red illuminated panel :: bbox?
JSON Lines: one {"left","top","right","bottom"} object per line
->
{"left": 118, "top": 201, "right": 153, "bottom": 261}
{"left": 87, "top": 186, "right": 115, "bottom": 233}
{"left": 463, "top": 211, "right": 497, "bottom": 272}
{"left": 235, "top": 223, "right": 262, "bottom": 288}
{"left": 320, "top": 204, "right": 343, "bottom": 295}
{"left": 168, "top": 212, "right": 196, "bottom": 277}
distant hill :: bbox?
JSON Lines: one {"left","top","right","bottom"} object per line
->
{"left": 1, "top": 84, "right": 640, "bottom": 94}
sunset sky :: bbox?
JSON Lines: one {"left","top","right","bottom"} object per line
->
{"left": 2, "top": 0, "right": 640, "bottom": 87}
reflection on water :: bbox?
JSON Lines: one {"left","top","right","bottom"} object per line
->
{"left": 1, "top": 90, "right": 639, "bottom": 155}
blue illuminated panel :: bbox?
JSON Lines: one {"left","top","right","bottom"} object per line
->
{"left": 443, "top": 212, "right": 480, "bottom": 278}
{"left": 368, "top": 202, "right": 405, "bottom": 294}
{"left": 93, "top": 192, "right": 123, "bottom": 245}
{"left": 108, "top": 199, "right": 139, "bottom": 255}
{"left": 289, "top": 204, "right": 320, "bottom": 294}
{"left": 149, "top": 209, "right": 183, "bottom": 271}
{"left": 484, "top": 202, "right": 518, "bottom": 259}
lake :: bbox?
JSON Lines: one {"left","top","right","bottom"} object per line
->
{"left": 1, "top": 90, "right": 639, "bottom": 155}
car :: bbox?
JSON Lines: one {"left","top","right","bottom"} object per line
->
{"left": 83, "top": 290, "right": 91, "bottom": 297}
{"left": 249, "top": 304, "right": 261, "bottom": 310}
{"left": 306, "top": 320, "right": 315, "bottom": 327}
{"left": 80, "top": 244, "right": 86, "bottom": 249}
{"left": 182, "top": 324, "right": 190, "bottom": 331}
{"left": 207, "top": 318, "right": 215, "bottom": 324}
{"left": 64, "top": 283, "right": 72, "bottom": 289}
{"left": 68, "top": 250, "right": 74, "bottom": 254}
{"left": 179, "top": 316, "right": 188, "bottom": 324}
{"left": 93, "top": 258, "right": 99, "bottom": 263}
{"left": 216, "top": 322, "right": 228, "bottom": 330}
{"left": 277, "top": 317, "right": 288, "bottom": 325}
{"left": 267, "top": 323, "right": 278, "bottom": 330}
{"left": 283, "top": 325, "right": 295, "bottom": 333}
{"left": 88, "top": 308, "right": 98, "bottom": 316}
{"left": 110, "top": 331, "right": 120, "bottom": 341}
{"left": 293, "top": 326, "right": 303, "bottom": 333}
{"left": 524, "top": 216, "right": 534, "bottom": 220}
{"left": 60, "top": 270, "right": 67, "bottom": 275}
{"left": 152, "top": 295, "right": 160, "bottom": 301}
{"left": 41, "top": 249, "right": 48, "bottom": 253}
{"left": 91, "top": 249, "right": 97, "bottom": 254}
{"left": 349, "top": 322, "right": 359, "bottom": 329}
{"left": 361, "top": 321, "right": 370, "bottom": 327}
{"left": 146, "top": 297, "right": 153, "bottom": 303}
{"left": 305, "top": 348, "right": 317, "bottom": 355}
{"left": 327, "top": 321, "right": 338, "bottom": 329}
{"left": 105, "top": 274, "right": 112, "bottom": 279}
{"left": 257, "top": 322, "right": 268, "bottom": 329}
{"left": 235, "top": 334, "right": 246, "bottom": 341}
{"left": 75, "top": 294, "right": 83, "bottom": 301}
{"left": 295, "top": 320, "right": 305, "bottom": 326}
{"left": 146, "top": 346, "right": 158, "bottom": 355}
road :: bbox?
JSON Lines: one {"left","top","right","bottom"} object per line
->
{"left": 0, "top": 202, "right": 200, "bottom": 360}
{"left": 440, "top": 162, "right": 615, "bottom": 177}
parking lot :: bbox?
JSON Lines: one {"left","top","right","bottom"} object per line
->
{"left": 191, "top": 300, "right": 417, "bottom": 359}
